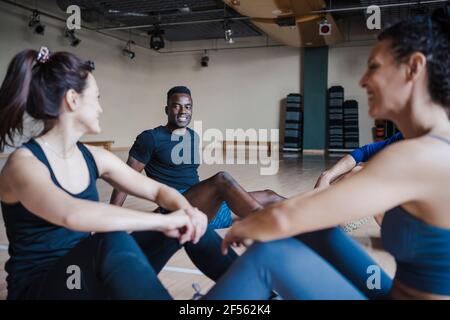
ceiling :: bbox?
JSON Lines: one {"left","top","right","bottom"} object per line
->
{"left": 54, "top": 0, "right": 449, "bottom": 44}
{"left": 56, "top": 0, "right": 262, "bottom": 41}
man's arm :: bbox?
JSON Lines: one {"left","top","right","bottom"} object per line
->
{"left": 314, "top": 154, "right": 356, "bottom": 189}
{"left": 351, "top": 131, "right": 404, "bottom": 164}
{"left": 110, "top": 156, "right": 145, "bottom": 206}
{"left": 315, "top": 132, "right": 404, "bottom": 189}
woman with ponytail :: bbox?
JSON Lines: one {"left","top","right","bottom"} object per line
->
{"left": 0, "top": 48, "right": 236, "bottom": 299}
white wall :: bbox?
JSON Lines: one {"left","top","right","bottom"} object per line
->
{"left": 328, "top": 44, "right": 375, "bottom": 145}
{"left": 0, "top": 2, "right": 301, "bottom": 149}
{"left": 1, "top": 1, "right": 377, "bottom": 150}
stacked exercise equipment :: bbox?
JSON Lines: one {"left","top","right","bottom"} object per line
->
{"left": 282, "top": 93, "right": 303, "bottom": 152}
{"left": 326, "top": 86, "right": 360, "bottom": 154}
{"left": 327, "top": 86, "right": 345, "bottom": 150}
{"left": 343, "top": 100, "right": 359, "bottom": 149}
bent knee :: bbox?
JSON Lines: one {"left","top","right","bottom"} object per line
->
{"left": 211, "top": 171, "right": 235, "bottom": 186}
{"left": 95, "top": 231, "right": 142, "bottom": 256}
{"left": 246, "top": 238, "right": 307, "bottom": 260}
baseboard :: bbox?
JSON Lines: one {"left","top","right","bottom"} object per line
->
{"left": 303, "top": 149, "right": 325, "bottom": 155}
{"left": 109, "top": 141, "right": 281, "bottom": 153}
{"left": 111, "top": 147, "right": 130, "bottom": 152}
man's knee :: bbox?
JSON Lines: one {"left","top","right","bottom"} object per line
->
{"left": 210, "top": 171, "right": 236, "bottom": 191}
{"left": 212, "top": 171, "right": 232, "bottom": 183}
{"left": 263, "top": 189, "right": 279, "bottom": 200}
{"left": 185, "top": 227, "right": 220, "bottom": 252}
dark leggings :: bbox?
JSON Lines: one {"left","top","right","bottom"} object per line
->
{"left": 205, "top": 227, "right": 393, "bottom": 300}
{"left": 23, "top": 228, "right": 237, "bottom": 300}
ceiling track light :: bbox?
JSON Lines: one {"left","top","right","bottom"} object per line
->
{"left": 123, "top": 40, "right": 136, "bottom": 59}
{"left": 29, "top": 10, "right": 46, "bottom": 35}
{"left": 201, "top": 50, "right": 209, "bottom": 67}
{"left": 65, "top": 28, "right": 81, "bottom": 47}
{"left": 223, "top": 19, "right": 234, "bottom": 44}
{"left": 149, "top": 25, "right": 165, "bottom": 51}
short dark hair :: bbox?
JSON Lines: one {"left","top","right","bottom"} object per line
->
{"left": 167, "top": 86, "right": 191, "bottom": 105}
{"left": 378, "top": 7, "right": 450, "bottom": 111}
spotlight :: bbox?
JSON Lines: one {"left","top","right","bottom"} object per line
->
{"left": 29, "top": 10, "right": 45, "bottom": 35}
{"left": 123, "top": 40, "right": 136, "bottom": 59}
{"left": 319, "top": 18, "right": 331, "bottom": 36}
{"left": 65, "top": 28, "right": 81, "bottom": 47}
{"left": 224, "top": 20, "right": 234, "bottom": 44}
{"left": 201, "top": 50, "right": 209, "bottom": 67}
{"left": 149, "top": 25, "right": 165, "bottom": 51}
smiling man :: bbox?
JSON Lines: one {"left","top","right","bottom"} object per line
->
{"left": 111, "top": 86, "right": 284, "bottom": 229}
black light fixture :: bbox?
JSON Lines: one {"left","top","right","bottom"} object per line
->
{"left": 409, "top": 3, "right": 429, "bottom": 15}
{"left": 123, "top": 40, "right": 136, "bottom": 59}
{"left": 201, "top": 50, "right": 209, "bottom": 67}
{"left": 149, "top": 25, "right": 165, "bottom": 51}
{"left": 65, "top": 28, "right": 81, "bottom": 47}
{"left": 29, "top": 10, "right": 45, "bottom": 35}
{"left": 223, "top": 19, "right": 234, "bottom": 44}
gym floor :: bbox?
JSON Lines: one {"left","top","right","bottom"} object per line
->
{"left": 0, "top": 150, "right": 396, "bottom": 300}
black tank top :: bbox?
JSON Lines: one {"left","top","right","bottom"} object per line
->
{"left": 1, "top": 139, "right": 99, "bottom": 299}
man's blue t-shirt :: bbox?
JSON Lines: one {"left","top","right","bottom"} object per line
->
{"left": 129, "top": 126, "right": 200, "bottom": 190}
{"left": 350, "top": 132, "right": 404, "bottom": 163}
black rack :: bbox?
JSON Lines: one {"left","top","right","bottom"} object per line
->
{"left": 343, "top": 100, "right": 359, "bottom": 149}
{"left": 326, "top": 86, "right": 360, "bottom": 154}
{"left": 282, "top": 93, "right": 303, "bottom": 152}
{"left": 327, "top": 86, "right": 345, "bottom": 152}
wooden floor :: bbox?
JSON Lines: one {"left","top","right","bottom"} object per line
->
{"left": 0, "top": 150, "right": 396, "bottom": 299}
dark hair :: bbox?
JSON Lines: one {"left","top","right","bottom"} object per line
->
{"left": 0, "top": 49, "right": 94, "bottom": 150}
{"left": 378, "top": 8, "right": 450, "bottom": 111}
{"left": 167, "top": 86, "right": 191, "bottom": 105}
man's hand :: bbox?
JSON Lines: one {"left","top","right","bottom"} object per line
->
{"left": 314, "top": 171, "right": 331, "bottom": 189}
{"left": 221, "top": 220, "right": 254, "bottom": 255}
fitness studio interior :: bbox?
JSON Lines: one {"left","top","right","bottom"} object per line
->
{"left": 0, "top": 0, "right": 450, "bottom": 303}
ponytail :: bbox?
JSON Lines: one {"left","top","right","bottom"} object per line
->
{"left": 0, "top": 49, "right": 37, "bottom": 151}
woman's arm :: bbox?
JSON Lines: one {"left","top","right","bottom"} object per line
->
{"left": 89, "top": 146, "right": 191, "bottom": 212}
{"left": 88, "top": 146, "right": 207, "bottom": 243}
{"left": 110, "top": 156, "right": 145, "bottom": 206}
{"left": 4, "top": 151, "right": 195, "bottom": 243}
{"left": 222, "top": 140, "right": 427, "bottom": 253}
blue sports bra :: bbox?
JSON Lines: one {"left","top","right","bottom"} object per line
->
{"left": 381, "top": 134, "right": 450, "bottom": 296}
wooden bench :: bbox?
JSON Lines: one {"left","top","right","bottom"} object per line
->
{"left": 81, "top": 140, "right": 114, "bottom": 151}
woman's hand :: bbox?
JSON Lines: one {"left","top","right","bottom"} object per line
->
{"left": 162, "top": 210, "right": 195, "bottom": 245}
{"left": 184, "top": 207, "right": 208, "bottom": 244}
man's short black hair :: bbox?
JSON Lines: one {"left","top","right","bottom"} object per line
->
{"left": 167, "top": 86, "right": 191, "bottom": 104}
